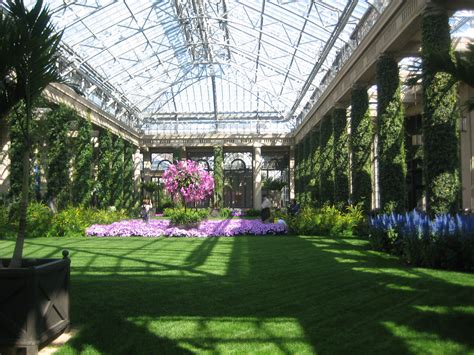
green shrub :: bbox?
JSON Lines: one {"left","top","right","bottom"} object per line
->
{"left": 245, "top": 209, "right": 261, "bottom": 217}
{"left": 164, "top": 208, "right": 208, "bottom": 226}
{"left": 49, "top": 207, "right": 128, "bottom": 237}
{"left": 7, "top": 202, "right": 53, "bottom": 238}
{"left": 288, "top": 205, "right": 364, "bottom": 237}
{"left": 219, "top": 208, "right": 232, "bottom": 219}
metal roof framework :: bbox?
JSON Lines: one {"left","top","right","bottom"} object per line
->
{"left": 16, "top": 1, "right": 473, "bottom": 135}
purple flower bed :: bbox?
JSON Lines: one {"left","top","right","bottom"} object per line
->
{"left": 86, "top": 218, "right": 287, "bottom": 238}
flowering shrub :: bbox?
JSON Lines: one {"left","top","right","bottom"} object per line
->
{"left": 369, "top": 210, "right": 474, "bottom": 271}
{"left": 162, "top": 160, "right": 214, "bottom": 205}
{"left": 86, "top": 218, "right": 287, "bottom": 238}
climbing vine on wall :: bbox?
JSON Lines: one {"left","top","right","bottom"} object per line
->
{"left": 333, "top": 108, "right": 349, "bottom": 206}
{"left": 350, "top": 84, "right": 372, "bottom": 212}
{"left": 46, "top": 104, "right": 74, "bottom": 210}
{"left": 422, "top": 8, "right": 460, "bottom": 215}
{"left": 213, "top": 146, "right": 224, "bottom": 208}
{"left": 320, "top": 115, "right": 334, "bottom": 205}
{"left": 72, "top": 115, "right": 93, "bottom": 206}
{"left": 310, "top": 124, "right": 321, "bottom": 206}
{"left": 110, "top": 135, "right": 125, "bottom": 208}
{"left": 303, "top": 134, "right": 312, "bottom": 205}
{"left": 96, "top": 129, "right": 113, "bottom": 208}
{"left": 123, "top": 141, "right": 135, "bottom": 211}
{"left": 377, "top": 54, "right": 406, "bottom": 213}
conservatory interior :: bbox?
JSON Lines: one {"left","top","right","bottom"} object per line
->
{"left": 1, "top": 0, "right": 474, "bottom": 354}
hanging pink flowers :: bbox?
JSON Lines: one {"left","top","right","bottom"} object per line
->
{"left": 162, "top": 159, "right": 214, "bottom": 204}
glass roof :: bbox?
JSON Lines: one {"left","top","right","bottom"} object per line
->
{"left": 18, "top": 0, "right": 390, "bottom": 133}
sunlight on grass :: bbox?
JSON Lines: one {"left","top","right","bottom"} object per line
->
{"left": 414, "top": 305, "right": 474, "bottom": 315}
{"left": 1, "top": 237, "right": 474, "bottom": 354}
{"left": 334, "top": 257, "right": 359, "bottom": 263}
{"left": 352, "top": 267, "right": 421, "bottom": 279}
{"left": 130, "top": 316, "right": 313, "bottom": 354}
{"left": 383, "top": 283, "right": 417, "bottom": 292}
{"left": 382, "top": 321, "right": 471, "bottom": 354}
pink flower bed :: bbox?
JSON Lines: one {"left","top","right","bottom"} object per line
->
{"left": 86, "top": 219, "right": 287, "bottom": 238}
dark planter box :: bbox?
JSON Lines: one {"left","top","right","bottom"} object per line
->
{"left": 0, "top": 251, "right": 70, "bottom": 354}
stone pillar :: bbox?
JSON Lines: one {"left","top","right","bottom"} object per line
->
{"left": 422, "top": 3, "right": 460, "bottom": 214}
{"left": 133, "top": 147, "right": 143, "bottom": 196}
{"left": 289, "top": 145, "right": 295, "bottom": 200}
{"left": 0, "top": 120, "right": 10, "bottom": 195}
{"left": 253, "top": 144, "right": 262, "bottom": 210}
{"left": 142, "top": 149, "right": 151, "bottom": 183}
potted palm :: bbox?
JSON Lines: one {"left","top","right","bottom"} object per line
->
{"left": 0, "top": 0, "right": 70, "bottom": 353}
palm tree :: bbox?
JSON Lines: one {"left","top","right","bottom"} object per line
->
{"left": 0, "top": 0, "right": 62, "bottom": 268}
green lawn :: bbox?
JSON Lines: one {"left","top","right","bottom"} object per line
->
{"left": 1, "top": 236, "right": 474, "bottom": 354}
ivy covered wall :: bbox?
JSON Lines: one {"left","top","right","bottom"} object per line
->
{"left": 45, "top": 104, "right": 75, "bottom": 209}
{"left": 422, "top": 6, "right": 460, "bottom": 215}
{"left": 302, "top": 134, "right": 312, "bottom": 205}
{"left": 320, "top": 115, "right": 334, "bottom": 205}
{"left": 123, "top": 141, "right": 135, "bottom": 211}
{"left": 333, "top": 108, "right": 349, "bottom": 206}
{"left": 96, "top": 129, "right": 113, "bottom": 208}
{"left": 213, "top": 145, "right": 224, "bottom": 208}
{"left": 377, "top": 54, "right": 406, "bottom": 212}
{"left": 310, "top": 125, "right": 321, "bottom": 205}
{"left": 71, "top": 114, "right": 93, "bottom": 206}
{"left": 350, "top": 84, "right": 372, "bottom": 212}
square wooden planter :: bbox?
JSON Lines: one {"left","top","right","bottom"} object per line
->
{"left": 0, "top": 251, "right": 71, "bottom": 355}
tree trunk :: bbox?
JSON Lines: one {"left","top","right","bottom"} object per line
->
{"left": 9, "top": 146, "right": 30, "bottom": 268}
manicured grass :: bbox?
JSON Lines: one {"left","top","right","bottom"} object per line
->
{"left": 1, "top": 236, "right": 474, "bottom": 354}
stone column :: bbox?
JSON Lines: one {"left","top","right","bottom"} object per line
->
{"left": 289, "top": 145, "right": 295, "bottom": 200}
{"left": 142, "top": 149, "right": 151, "bottom": 183}
{"left": 253, "top": 144, "right": 262, "bottom": 210}
{"left": 133, "top": 147, "right": 143, "bottom": 196}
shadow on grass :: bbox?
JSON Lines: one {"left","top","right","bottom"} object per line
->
{"left": 22, "top": 236, "right": 474, "bottom": 354}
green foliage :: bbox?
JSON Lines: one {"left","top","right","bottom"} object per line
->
{"left": 49, "top": 206, "right": 129, "bottom": 237}
{"left": 46, "top": 104, "right": 74, "bottom": 209}
{"left": 7, "top": 102, "right": 31, "bottom": 200}
{"left": 110, "top": 136, "right": 124, "bottom": 208}
{"left": 377, "top": 54, "right": 406, "bottom": 213}
{"left": 173, "top": 147, "right": 184, "bottom": 162}
{"left": 422, "top": 10, "right": 461, "bottom": 215}
{"left": 96, "top": 130, "right": 114, "bottom": 208}
{"left": 245, "top": 208, "right": 261, "bottom": 217}
{"left": 72, "top": 115, "right": 94, "bottom": 206}
{"left": 350, "top": 85, "right": 372, "bottom": 212}
{"left": 310, "top": 125, "right": 321, "bottom": 205}
{"left": 164, "top": 208, "right": 208, "bottom": 226}
{"left": 302, "top": 134, "right": 312, "bottom": 205}
{"left": 320, "top": 115, "right": 334, "bottom": 205}
{"left": 218, "top": 208, "right": 232, "bottom": 219}
{"left": 333, "top": 108, "right": 349, "bottom": 206}
{"left": 6, "top": 201, "right": 52, "bottom": 238}
{"left": 213, "top": 146, "right": 224, "bottom": 208}
{"left": 288, "top": 205, "right": 364, "bottom": 238}
{"left": 123, "top": 142, "right": 135, "bottom": 211}
{"left": 262, "top": 178, "right": 286, "bottom": 191}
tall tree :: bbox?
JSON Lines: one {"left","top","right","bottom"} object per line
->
{"left": 0, "top": 0, "right": 62, "bottom": 267}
